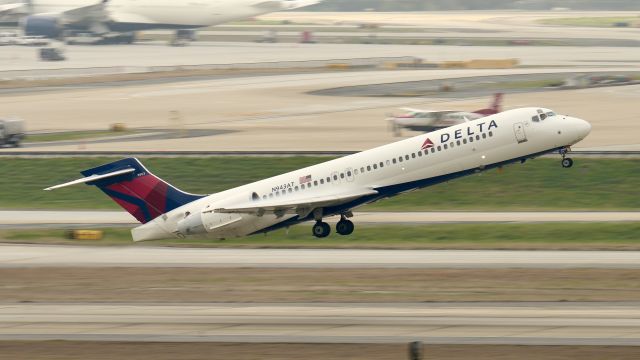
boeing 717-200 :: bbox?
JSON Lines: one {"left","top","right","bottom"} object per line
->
{"left": 46, "top": 107, "right": 591, "bottom": 241}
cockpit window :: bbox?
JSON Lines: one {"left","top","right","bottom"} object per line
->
{"left": 532, "top": 115, "right": 539, "bottom": 122}
{"left": 546, "top": 111, "right": 556, "bottom": 117}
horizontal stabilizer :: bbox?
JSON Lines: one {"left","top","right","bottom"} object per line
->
{"left": 44, "top": 168, "right": 135, "bottom": 191}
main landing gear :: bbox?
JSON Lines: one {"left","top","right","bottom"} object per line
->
{"left": 312, "top": 215, "right": 355, "bottom": 238}
{"left": 560, "top": 147, "right": 574, "bottom": 168}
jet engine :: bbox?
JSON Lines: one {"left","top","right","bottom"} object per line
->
{"left": 22, "top": 15, "right": 63, "bottom": 38}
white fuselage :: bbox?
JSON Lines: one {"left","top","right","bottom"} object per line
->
{"left": 132, "top": 107, "right": 591, "bottom": 241}
{"left": 31, "top": 0, "right": 316, "bottom": 28}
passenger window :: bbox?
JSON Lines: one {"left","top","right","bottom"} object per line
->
{"left": 393, "top": 158, "right": 397, "bottom": 164}
{"left": 295, "top": 186, "right": 299, "bottom": 191}
{"left": 430, "top": 148, "right": 435, "bottom": 153}
{"left": 320, "top": 179, "right": 324, "bottom": 184}
{"left": 405, "top": 155, "right": 409, "bottom": 160}
{"left": 469, "top": 137, "right": 474, "bottom": 142}
{"left": 288, "top": 188, "right": 293, "bottom": 193}
{"left": 373, "top": 164, "right": 378, "bottom": 169}
{"left": 379, "top": 162, "right": 384, "bottom": 168}
{"left": 463, "top": 138, "right": 467, "bottom": 144}
{"left": 450, "top": 142, "right": 454, "bottom": 148}
{"left": 354, "top": 169, "right": 358, "bottom": 175}
{"left": 489, "top": 131, "right": 493, "bottom": 137}
{"left": 347, "top": 171, "right": 352, "bottom": 176}
{"left": 367, "top": 165, "right": 371, "bottom": 171}
{"left": 418, "top": 151, "right": 422, "bottom": 157}
{"left": 443, "top": 144, "right": 448, "bottom": 150}
{"left": 314, "top": 180, "right": 318, "bottom": 186}
{"left": 326, "top": 177, "right": 330, "bottom": 182}
{"left": 482, "top": 133, "right": 487, "bottom": 139}
{"left": 333, "top": 175, "right": 338, "bottom": 180}
{"left": 475, "top": 135, "right": 480, "bottom": 141}
{"left": 360, "top": 167, "right": 365, "bottom": 173}
{"left": 302, "top": 184, "right": 306, "bottom": 189}
{"left": 340, "top": 173, "right": 345, "bottom": 179}
{"left": 269, "top": 193, "right": 274, "bottom": 198}
{"left": 437, "top": 146, "right": 442, "bottom": 151}
{"left": 262, "top": 195, "right": 267, "bottom": 200}
{"left": 411, "top": 153, "right": 416, "bottom": 158}
{"left": 399, "top": 157, "right": 403, "bottom": 162}
{"left": 386, "top": 160, "right": 391, "bottom": 165}
{"left": 456, "top": 140, "right": 461, "bottom": 146}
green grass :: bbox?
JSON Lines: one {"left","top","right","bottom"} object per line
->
{"left": 540, "top": 17, "right": 639, "bottom": 27}
{"left": 2, "top": 223, "right": 640, "bottom": 249}
{"left": 0, "top": 157, "right": 639, "bottom": 211}
{"left": 26, "top": 130, "right": 139, "bottom": 143}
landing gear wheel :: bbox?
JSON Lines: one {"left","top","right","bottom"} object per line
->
{"left": 312, "top": 221, "right": 331, "bottom": 238}
{"left": 561, "top": 158, "right": 573, "bottom": 168}
{"left": 336, "top": 219, "right": 355, "bottom": 236}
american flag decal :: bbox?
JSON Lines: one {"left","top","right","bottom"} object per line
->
{"left": 299, "top": 175, "right": 312, "bottom": 184}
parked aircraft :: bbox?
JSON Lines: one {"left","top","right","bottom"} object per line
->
{"left": 388, "top": 93, "right": 503, "bottom": 136}
{"left": 46, "top": 107, "right": 590, "bottom": 241}
{"left": 0, "top": 0, "right": 320, "bottom": 44}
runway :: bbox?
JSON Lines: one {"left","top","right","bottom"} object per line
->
{"left": 2, "top": 244, "right": 640, "bottom": 268}
{"left": 1, "top": 302, "right": 639, "bottom": 345}
{"left": 2, "top": 210, "right": 639, "bottom": 227}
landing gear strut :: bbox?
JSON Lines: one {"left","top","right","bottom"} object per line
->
{"left": 336, "top": 216, "right": 355, "bottom": 236}
{"left": 560, "top": 147, "right": 573, "bottom": 168}
{"left": 312, "top": 221, "right": 331, "bottom": 238}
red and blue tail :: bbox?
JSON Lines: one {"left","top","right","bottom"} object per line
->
{"left": 81, "top": 158, "right": 205, "bottom": 223}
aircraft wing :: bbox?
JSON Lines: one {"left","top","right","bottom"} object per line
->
{"left": 214, "top": 188, "right": 378, "bottom": 217}
{"left": 253, "top": 1, "right": 321, "bottom": 10}
{"left": 60, "top": 1, "right": 108, "bottom": 25}
{"left": 0, "top": 2, "right": 24, "bottom": 15}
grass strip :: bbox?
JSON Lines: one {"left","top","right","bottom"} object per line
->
{"left": 0, "top": 157, "right": 638, "bottom": 211}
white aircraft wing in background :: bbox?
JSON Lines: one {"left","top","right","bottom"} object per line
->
{"left": 0, "top": 2, "right": 24, "bottom": 15}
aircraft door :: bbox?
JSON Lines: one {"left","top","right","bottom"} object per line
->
{"left": 513, "top": 122, "right": 527, "bottom": 143}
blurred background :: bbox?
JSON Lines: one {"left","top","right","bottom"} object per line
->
{"left": 1, "top": 0, "right": 640, "bottom": 359}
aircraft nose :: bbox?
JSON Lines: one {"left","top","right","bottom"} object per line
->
{"left": 573, "top": 117, "right": 592, "bottom": 140}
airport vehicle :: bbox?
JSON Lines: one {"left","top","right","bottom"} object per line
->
{"left": 388, "top": 93, "right": 503, "bottom": 135}
{"left": 39, "top": 46, "right": 65, "bottom": 60}
{"left": 0, "top": 117, "right": 25, "bottom": 147}
{"left": 46, "top": 107, "right": 591, "bottom": 241}
{"left": 0, "top": 0, "right": 320, "bottom": 44}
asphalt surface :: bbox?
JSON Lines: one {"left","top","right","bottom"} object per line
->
{"left": 2, "top": 210, "right": 640, "bottom": 227}
{"left": 2, "top": 244, "right": 640, "bottom": 269}
{"left": 1, "top": 302, "right": 639, "bottom": 345}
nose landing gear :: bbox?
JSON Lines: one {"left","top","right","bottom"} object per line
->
{"left": 560, "top": 147, "right": 574, "bottom": 168}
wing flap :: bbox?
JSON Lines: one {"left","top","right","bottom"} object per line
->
{"left": 215, "top": 188, "right": 378, "bottom": 215}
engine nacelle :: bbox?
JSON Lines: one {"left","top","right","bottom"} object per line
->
{"left": 22, "top": 15, "right": 63, "bottom": 38}
{"left": 176, "top": 211, "right": 206, "bottom": 236}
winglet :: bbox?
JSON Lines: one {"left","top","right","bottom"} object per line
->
{"left": 44, "top": 168, "right": 135, "bottom": 191}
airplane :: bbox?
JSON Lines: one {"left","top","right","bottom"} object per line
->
{"left": 0, "top": 0, "right": 320, "bottom": 44}
{"left": 388, "top": 93, "right": 503, "bottom": 136}
{"left": 45, "top": 107, "right": 591, "bottom": 241}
